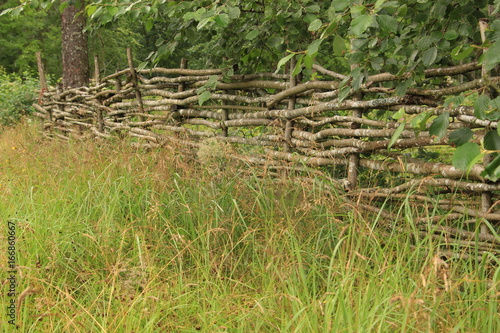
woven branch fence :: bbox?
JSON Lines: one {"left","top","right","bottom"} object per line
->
{"left": 34, "top": 50, "right": 500, "bottom": 257}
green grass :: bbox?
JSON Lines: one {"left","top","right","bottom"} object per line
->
{"left": 1, "top": 121, "right": 499, "bottom": 332}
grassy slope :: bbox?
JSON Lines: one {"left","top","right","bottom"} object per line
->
{"left": 0, "top": 122, "right": 499, "bottom": 332}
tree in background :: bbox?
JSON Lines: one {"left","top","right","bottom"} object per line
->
{"left": 0, "top": 0, "right": 140, "bottom": 82}
{"left": 60, "top": 0, "right": 88, "bottom": 89}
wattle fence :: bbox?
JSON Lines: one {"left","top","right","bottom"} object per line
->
{"left": 33, "top": 51, "right": 500, "bottom": 256}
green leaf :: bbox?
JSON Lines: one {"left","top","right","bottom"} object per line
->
{"left": 392, "top": 107, "right": 405, "bottom": 120}
{"left": 198, "top": 91, "right": 211, "bottom": 106}
{"left": 474, "top": 94, "right": 491, "bottom": 120}
{"left": 306, "top": 5, "right": 321, "bottom": 13}
{"left": 245, "top": 30, "right": 260, "bottom": 40}
{"left": 183, "top": 11, "right": 196, "bottom": 21}
{"left": 484, "top": 130, "right": 500, "bottom": 151}
{"left": 304, "top": 54, "right": 314, "bottom": 69}
{"left": 59, "top": 1, "right": 69, "bottom": 13}
{"left": 444, "top": 30, "right": 459, "bottom": 40}
{"left": 374, "top": 0, "right": 385, "bottom": 10}
{"left": 451, "top": 45, "right": 474, "bottom": 61}
{"left": 206, "top": 75, "right": 219, "bottom": 89}
{"left": 350, "top": 14, "right": 373, "bottom": 36}
{"left": 145, "top": 18, "right": 154, "bottom": 32}
{"left": 410, "top": 111, "right": 431, "bottom": 132}
{"left": 137, "top": 62, "right": 149, "bottom": 71}
{"left": 214, "top": 14, "right": 230, "bottom": 27}
{"left": 308, "top": 19, "right": 323, "bottom": 31}
{"left": 350, "top": 67, "right": 364, "bottom": 91}
{"left": 306, "top": 39, "right": 322, "bottom": 56}
{"left": 10, "top": 6, "right": 23, "bottom": 16}
{"left": 429, "top": 112, "right": 449, "bottom": 140}
{"left": 292, "top": 55, "right": 304, "bottom": 76}
{"left": 422, "top": 47, "right": 438, "bottom": 66}
{"left": 370, "top": 57, "right": 384, "bottom": 71}
{"left": 417, "top": 35, "right": 433, "bottom": 50}
{"left": 333, "top": 35, "right": 347, "bottom": 56}
{"left": 332, "top": 0, "right": 350, "bottom": 11}
{"left": 227, "top": 6, "right": 240, "bottom": 19}
{"left": 482, "top": 154, "right": 500, "bottom": 181}
{"left": 86, "top": 4, "right": 97, "bottom": 16}
{"left": 155, "top": 38, "right": 165, "bottom": 47}
{"left": 376, "top": 15, "right": 398, "bottom": 34}
{"left": 388, "top": 121, "right": 406, "bottom": 149}
{"left": 275, "top": 53, "right": 295, "bottom": 73}
{"left": 395, "top": 78, "right": 412, "bottom": 96}
{"left": 197, "top": 17, "right": 212, "bottom": 30}
{"left": 483, "top": 41, "right": 500, "bottom": 71}
{"left": 452, "top": 142, "right": 481, "bottom": 171}
{"left": 41, "top": 1, "right": 52, "bottom": 9}
{"left": 107, "top": 6, "right": 119, "bottom": 16}
{"left": 490, "top": 96, "right": 500, "bottom": 111}
{"left": 449, "top": 128, "right": 473, "bottom": 146}
{"left": 192, "top": 7, "right": 206, "bottom": 21}
{"left": 338, "top": 86, "right": 351, "bottom": 103}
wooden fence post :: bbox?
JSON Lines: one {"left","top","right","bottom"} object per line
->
{"left": 178, "top": 58, "right": 188, "bottom": 93}
{"left": 126, "top": 48, "right": 144, "bottom": 115}
{"left": 93, "top": 55, "right": 104, "bottom": 133}
{"left": 35, "top": 52, "right": 51, "bottom": 121}
{"left": 36, "top": 52, "right": 48, "bottom": 92}
{"left": 94, "top": 55, "right": 100, "bottom": 86}
{"left": 479, "top": 18, "right": 492, "bottom": 235}
{"left": 347, "top": 93, "right": 362, "bottom": 191}
{"left": 285, "top": 58, "right": 297, "bottom": 152}
{"left": 221, "top": 107, "right": 229, "bottom": 137}
{"left": 347, "top": 52, "right": 362, "bottom": 190}
{"left": 218, "top": 58, "right": 230, "bottom": 137}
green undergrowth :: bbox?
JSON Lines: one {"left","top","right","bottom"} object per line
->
{"left": 0, "top": 69, "right": 39, "bottom": 127}
{"left": 1, "top": 122, "right": 499, "bottom": 332}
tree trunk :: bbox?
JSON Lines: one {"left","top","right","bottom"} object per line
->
{"left": 61, "top": 1, "right": 89, "bottom": 90}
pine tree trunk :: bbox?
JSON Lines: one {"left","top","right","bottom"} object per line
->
{"left": 61, "top": 1, "right": 89, "bottom": 90}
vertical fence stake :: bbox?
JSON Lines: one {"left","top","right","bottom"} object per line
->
{"left": 221, "top": 108, "right": 229, "bottom": 137}
{"left": 170, "top": 58, "right": 188, "bottom": 125}
{"left": 285, "top": 58, "right": 297, "bottom": 152}
{"left": 178, "top": 58, "right": 188, "bottom": 93}
{"left": 347, "top": 56, "right": 362, "bottom": 190}
{"left": 126, "top": 48, "right": 144, "bottom": 116}
{"left": 479, "top": 18, "right": 492, "bottom": 235}
{"left": 115, "top": 69, "right": 122, "bottom": 92}
{"left": 94, "top": 55, "right": 100, "bottom": 86}
{"left": 347, "top": 95, "right": 362, "bottom": 191}
{"left": 220, "top": 60, "right": 229, "bottom": 137}
{"left": 35, "top": 52, "right": 51, "bottom": 122}
{"left": 93, "top": 55, "right": 104, "bottom": 133}
{"left": 36, "top": 52, "right": 48, "bottom": 92}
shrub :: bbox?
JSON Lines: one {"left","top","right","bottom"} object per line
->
{"left": 0, "top": 67, "right": 39, "bottom": 126}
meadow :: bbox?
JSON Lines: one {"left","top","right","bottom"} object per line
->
{"left": 1, "top": 121, "right": 499, "bottom": 332}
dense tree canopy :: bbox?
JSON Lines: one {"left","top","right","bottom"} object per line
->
{"left": 3, "top": 1, "right": 500, "bottom": 77}
{"left": 75, "top": 0, "right": 500, "bottom": 86}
